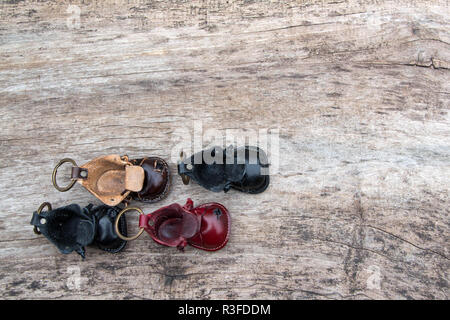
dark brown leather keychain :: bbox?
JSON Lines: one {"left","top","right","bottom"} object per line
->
{"left": 52, "top": 154, "right": 170, "bottom": 206}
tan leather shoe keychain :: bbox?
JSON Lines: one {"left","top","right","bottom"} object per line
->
{"left": 52, "top": 154, "right": 170, "bottom": 206}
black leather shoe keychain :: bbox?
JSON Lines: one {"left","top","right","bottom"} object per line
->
{"left": 30, "top": 202, "right": 127, "bottom": 259}
{"left": 178, "top": 146, "right": 270, "bottom": 194}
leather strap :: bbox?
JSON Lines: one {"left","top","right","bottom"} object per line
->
{"left": 124, "top": 165, "right": 145, "bottom": 192}
{"left": 71, "top": 166, "right": 88, "bottom": 179}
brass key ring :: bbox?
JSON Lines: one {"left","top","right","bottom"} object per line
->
{"left": 33, "top": 202, "right": 52, "bottom": 235}
{"left": 180, "top": 174, "right": 190, "bottom": 185}
{"left": 115, "top": 207, "right": 145, "bottom": 241}
{"left": 52, "top": 158, "right": 78, "bottom": 192}
{"left": 179, "top": 151, "right": 190, "bottom": 185}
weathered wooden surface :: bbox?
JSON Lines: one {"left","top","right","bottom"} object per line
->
{"left": 0, "top": 0, "right": 449, "bottom": 300}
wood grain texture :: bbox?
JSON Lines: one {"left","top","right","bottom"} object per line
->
{"left": 0, "top": 0, "right": 449, "bottom": 299}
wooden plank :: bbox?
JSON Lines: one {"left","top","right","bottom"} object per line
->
{"left": 0, "top": 0, "right": 448, "bottom": 299}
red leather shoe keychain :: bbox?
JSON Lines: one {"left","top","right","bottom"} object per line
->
{"left": 114, "top": 198, "right": 230, "bottom": 251}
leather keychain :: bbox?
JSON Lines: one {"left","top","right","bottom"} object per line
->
{"left": 115, "top": 198, "right": 230, "bottom": 251}
{"left": 178, "top": 146, "right": 270, "bottom": 194}
{"left": 52, "top": 154, "right": 170, "bottom": 206}
{"left": 30, "top": 202, "right": 128, "bottom": 259}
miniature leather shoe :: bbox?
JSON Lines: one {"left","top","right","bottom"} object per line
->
{"left": 115, "top": 198, "right": 230, "bottom": 251}
{"left": 52, "top": 155, "right": 170, "bottom": 206}
{"left": 30, "top": 202, "right": 127, "bottom": 259}
{"left": 128, "top": 157, "right": 170, "bottom": 203}
{"left": 178, "top": 146, "right": 270, "bottom": 194}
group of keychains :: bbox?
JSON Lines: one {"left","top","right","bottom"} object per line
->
{"left": 31, "top": 146, "right": 269, "bottom": 258}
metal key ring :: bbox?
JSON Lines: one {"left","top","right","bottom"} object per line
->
{"left": 34, "top": 202, "right": 52, "bottom": 235}
{"left": 52, "top": 158, "right": 78, "bottom": 192}
{"left": 115, "top": 207, "right": 145, "bottom": 241}
{"left": 179, "top": 151, "right": 190, "bottom": 185}
{"left": 180, "top": 174, "right": 190, "bottom": 185}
